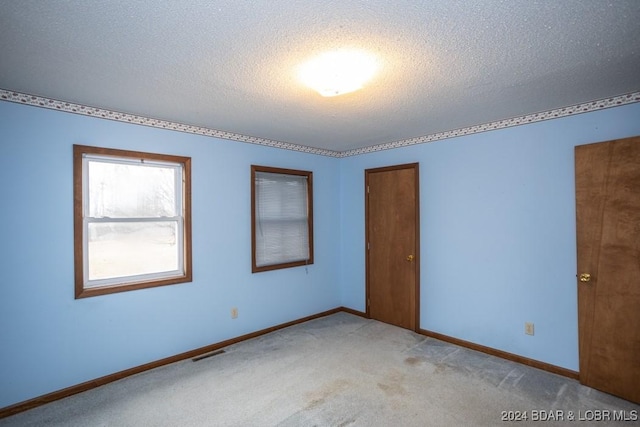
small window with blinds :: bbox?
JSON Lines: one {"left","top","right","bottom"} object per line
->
{"left": 251, "top": 165, "right": 313, "bottom": 273}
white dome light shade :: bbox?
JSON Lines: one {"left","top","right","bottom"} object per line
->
{"left": 298, "top": 49, "right": 379, "bottom": 97}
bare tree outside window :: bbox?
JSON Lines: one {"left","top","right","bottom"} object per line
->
{"left": 74, "top": 145, "right": 192, "bottom": 298}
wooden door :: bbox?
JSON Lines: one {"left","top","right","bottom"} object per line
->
{"left": 575, "top": 136, "right": 640, "bottom": 404}
{"left": 366, "top": 163, "right": 419, "bottom": 330}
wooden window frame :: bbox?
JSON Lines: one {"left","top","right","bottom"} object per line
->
{"left": 251, "top": 165, "right": 314, "bottom": 273}
{"left": 73, "top": 145, "right": 192, "bottom": 298}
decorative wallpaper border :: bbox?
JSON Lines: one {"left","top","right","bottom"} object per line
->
{"left": 0, "top": 89, "right": 341, "bottom": 158}
{"left": 341, "top": 91, "right": 640, "bottom": 157}
{"left": 2, "top": 88, "right": 639, "bottom": 158}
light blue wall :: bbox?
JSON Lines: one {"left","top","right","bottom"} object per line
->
{"left": 1, "top": 99, "right": 639, "bottom": 409}
{"left": 0, "top": 101, "right": 342, "bottom": 408}
{"left": 339, "top": 102, "right": 640, "bottom": 371}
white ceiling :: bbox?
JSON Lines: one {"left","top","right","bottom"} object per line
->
{"left": 1, "top": 1, "right": 639, "bottom": 153}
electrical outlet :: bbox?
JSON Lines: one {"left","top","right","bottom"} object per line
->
{"left": 231, "top": 307, "right": 238, "bottom": 319}
{"left": 525, "top": 322, "right": 534, "bottom": 336}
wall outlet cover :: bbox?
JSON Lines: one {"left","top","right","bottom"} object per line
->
{"left": 525, "top": 322, "right": 535, "bottom": 335}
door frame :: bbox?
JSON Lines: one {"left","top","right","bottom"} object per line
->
{"left": 365, "top": 162, "right": 420, "bottom": 331}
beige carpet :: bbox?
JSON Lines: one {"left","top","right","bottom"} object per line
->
{"left": 1, "top": 312, "right": 638, "bottom": 426}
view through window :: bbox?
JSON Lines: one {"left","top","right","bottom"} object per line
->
{"left": 74, "top": 145, "right": 192, "bottom": 298}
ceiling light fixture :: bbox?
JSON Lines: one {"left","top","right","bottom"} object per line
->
{"left": 298, "top": 49, "right": 379, "bottom": 97}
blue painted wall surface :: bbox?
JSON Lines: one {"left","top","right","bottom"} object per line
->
{"left": 0, "top": 101, "right": 341, "bottom": 408}
{"left": 339, "top": 102, "right": 640, "bottom": 371}
{"left": 1, "top": 99, "right": 639, "bottom": 408}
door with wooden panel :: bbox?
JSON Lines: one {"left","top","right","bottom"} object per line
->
{"left": 575, "top": 136, "right": 640, "bottom": 404}
{"left": 366, "top": 163, "right": 419, "bottom": 330}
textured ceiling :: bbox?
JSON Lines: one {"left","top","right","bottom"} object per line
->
{"left": 1, "top": 1, "right": 639, "bottom": 153}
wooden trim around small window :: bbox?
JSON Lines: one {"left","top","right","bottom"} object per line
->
{"left": 251, "top": 165, "right": 314, "bottom": 273}
{"left": 73, "top": 145, "right": 192, "bottom": 298}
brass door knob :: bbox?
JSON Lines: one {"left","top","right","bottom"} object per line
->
{"left": 579, "top": 273, "right": 591, "bottom": 282}
{"left": 406, "top": 255, "right": 415, "bottom": 262}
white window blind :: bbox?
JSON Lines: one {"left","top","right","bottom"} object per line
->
{"left": 254, "top": 171, "right": 310, "bottom": 268}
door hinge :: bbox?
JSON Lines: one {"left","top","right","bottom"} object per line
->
{"left": 367, "top": 242, "right": 370, "bottom": 250}
{"left": 367, "top": 185, "right": 370, "bottom": 194}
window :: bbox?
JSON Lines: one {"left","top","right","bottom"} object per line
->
{"left": 251, "top": 165, "right": 313, "bottom": 272}
{"left": 73, "top": 145, "right": 192, "bottom": 298}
